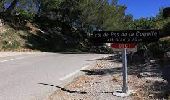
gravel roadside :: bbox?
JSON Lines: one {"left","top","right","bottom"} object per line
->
{"left": 48, "top": 56, "right": 170, "bottom": 100}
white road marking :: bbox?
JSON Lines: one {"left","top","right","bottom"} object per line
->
{"left": 10, "top": 59, "right": 14, "bottom": 61}
{"left": 0, "top": 60, "right": 8, "bottom": 62}
{"left": 0, "top": 57, "right": 25, "bottom": 63}
{"left": 90, "top": 54, "right": 111, "bottom": 61}
{"left": 0, "top": 53, "right": 46, "bottom": 63}
{"left": 15, "top": 57, "right": 25, "bottom": 60}
{"left": 59, "top": 55, "right": 110, "bottom": 81}
{"left": 59, "top": 70, "right": 80, "bottom": 81}
{"left": 59, "top": 65, "right": 90, "bottom": 81}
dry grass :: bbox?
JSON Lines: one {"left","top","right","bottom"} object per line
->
{"left": 0, "top": 22, "right": 36, "bottom": 51}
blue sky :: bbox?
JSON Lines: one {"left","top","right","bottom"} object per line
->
{"left": 117, "top": 0, "right": 170, "bottom": 19}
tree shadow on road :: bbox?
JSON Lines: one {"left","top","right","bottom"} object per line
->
{"left": 81, "top": 67, "right": 122, "bottom": 76}
{"left": 38, "top": 83, "right": 87, "bottom": 94}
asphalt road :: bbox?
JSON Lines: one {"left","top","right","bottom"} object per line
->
{"left": 0, "top": 53, "right": 109, "bottom": 100}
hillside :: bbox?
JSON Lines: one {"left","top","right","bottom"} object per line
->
{"left": 0, "top": 19, "right": 41, "bottom": 51}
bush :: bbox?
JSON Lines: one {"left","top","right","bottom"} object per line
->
{"left": 2, "top": 40, "right": 20, "bottom": 50}
{"left": 0, "top": 28, "right": 23, "bottom": 51}
{"left": 147, "top": 40, "right": 170, "bottom": 58}
{"left": 17, "top": 10, "right": 35, "bottom": 21}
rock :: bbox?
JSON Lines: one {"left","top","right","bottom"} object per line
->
{"left": 165, "top": 52, "right": 170, "bottom": 58}
{"left": 146, "top": 80, "right": 151, "bottom": 83}
{"left": 145, "top": 77, "right": 165, "bottom": 82}
{"left": 0, "top": 19, "right": 3, "bottom": 27}
{"left": 139, "top": 72, "right": 152, "bottom": 77}
{"left": 150, "top": 60, "right": 156, "bottom": 63}
{"left": 149, "top": 94, "right": 154, "bottom": 98}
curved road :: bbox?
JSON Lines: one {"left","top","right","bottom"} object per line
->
{"left": 0, "top": 53, "right": 109, "bottom": 100}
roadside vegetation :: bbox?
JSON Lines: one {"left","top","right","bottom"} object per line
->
{"left": 0, "top": 0, "right": 169, "bottom": 53}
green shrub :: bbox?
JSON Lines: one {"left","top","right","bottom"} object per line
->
{"left": 2, "top": 40, "right": 20, "bottom": 50}
{"left": 147, "top": 40, "right": 170, "bottom": 58}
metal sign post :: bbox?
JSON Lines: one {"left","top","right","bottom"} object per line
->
{"left": 122, "top": 48, "right": 128, "bottom": 93}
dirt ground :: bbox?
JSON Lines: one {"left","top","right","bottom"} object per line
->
{"left": 49, "top": 55, "right": 170, "bottom": 100}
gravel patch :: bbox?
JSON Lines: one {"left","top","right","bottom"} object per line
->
{"left": 48, "top": 57, "right": 170, "bottom": 100}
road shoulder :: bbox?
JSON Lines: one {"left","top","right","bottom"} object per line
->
{"left": 48, "top": 56, "right": 169, "bottom": 100}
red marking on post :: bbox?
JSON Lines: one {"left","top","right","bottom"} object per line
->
{"left": 111, "top": 43, "right": 136, "bottom": 48}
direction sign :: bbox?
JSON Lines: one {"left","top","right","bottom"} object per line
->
{"left": 90, "top": 29, "right": 160, "bottom": 95}
{"left": 111, "top": 43, "right": 137, "bottom": 52}
{"left": 90, "top": 30, "right": 160, "bottom": 43}
{"left": 111, "top": 43, "right": 136, "bottom": 48}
